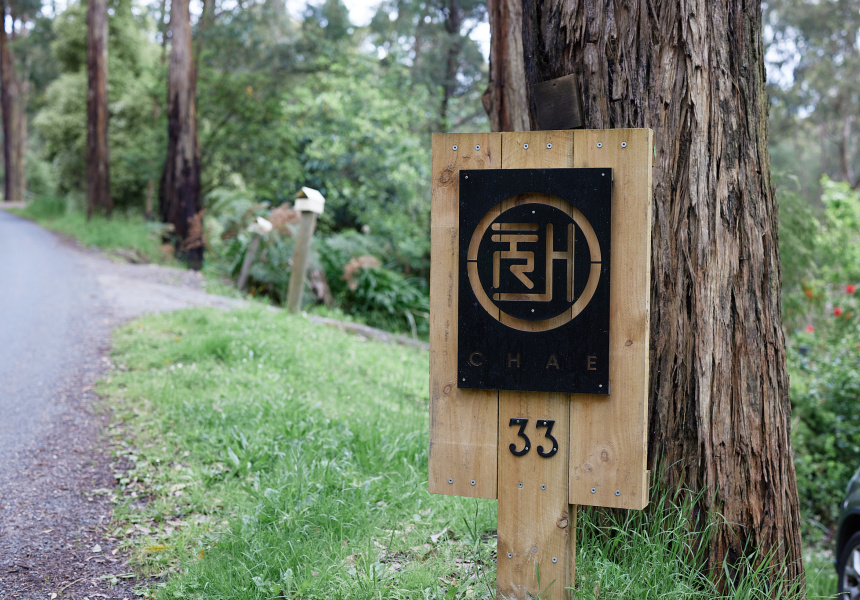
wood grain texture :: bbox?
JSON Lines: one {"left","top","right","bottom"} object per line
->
{"left": 429, "top": 133, "right": 501, "bottom": 499}
{"left": 496, "top": 131, "right": 575, "bottom": 600}
{"left": 569, "top": 129, "right": 652, "bottom": 510}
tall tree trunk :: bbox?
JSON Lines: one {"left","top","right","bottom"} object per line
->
{"left": 488, "top": 0, "right": 805, "bottom": 590}
{"left": 437, "top": 0, "right": 463, "bottom": 132}
{"left": 160, "top": 0, "right": 203, "bottom": 270}
{"left": 482, "top": 0, "right": 529, "bottom": 131}
{"left": 0, "top": 8, "right": 25, "bottom": 203}
{"left": 87, "top": 0, "right": 112, "bottom": 219}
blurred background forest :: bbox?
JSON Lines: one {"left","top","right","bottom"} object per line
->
{"left": 4, "top": 0, "right": 860, "bottom": 556}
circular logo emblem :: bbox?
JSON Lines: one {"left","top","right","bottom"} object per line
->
{"left": 466, "top": 193, "right": 602, "bottom": 332}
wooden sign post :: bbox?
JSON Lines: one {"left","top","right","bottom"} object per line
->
{"left": 429, "top": 130, "right": 653, "bottom": 599}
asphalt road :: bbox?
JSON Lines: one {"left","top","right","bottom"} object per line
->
{"left": 0, "top": 209, "right": 245, "bottom": 598}
{"left": 0, "top": 209, "right": 105, "bottom": 469}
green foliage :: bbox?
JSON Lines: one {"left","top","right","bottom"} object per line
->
{"left": 340, "top": 266, "right": 429, "bottom": 337}
{"left": 34, "top": 0, "right": 163, "bottom": 208}
{"left": 784, "top": 178, "right": 860, "bottom": 541}
{"left": 282, "top": 57, "right": 431, "bottom": 256}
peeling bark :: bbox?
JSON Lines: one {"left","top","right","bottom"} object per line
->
{"left": 488, "top": 0, "right": 805, "bottom": 590}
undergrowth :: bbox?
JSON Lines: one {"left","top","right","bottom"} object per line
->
{"left": 99, "top": 307, "right": 832, "bottom": 599}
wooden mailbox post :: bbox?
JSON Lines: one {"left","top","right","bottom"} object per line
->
{"left": 286, "top": 187, "right": 325, "bottom": 314}
{"left": 429, "top": 129, "right": 653, "bottom": 599}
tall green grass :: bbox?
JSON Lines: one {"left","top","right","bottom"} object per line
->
{"left": 100, "top": 307, "right": 832, "bottom": 599}
{"left": 10, "top": 196, "right": 169, "bottom": 263}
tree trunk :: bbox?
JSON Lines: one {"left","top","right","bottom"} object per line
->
{"left": 488, "top": 0, "right": 805, "bottom": 590}
{"left": 159, "top": 0, "right": 203, "bottom": 270}
{"left": 0, "top": 8, "right": 25, "bottom": 203}
{"left": 482, "top": 0, "right": 529, "bottom": 132}
{"left": 86, "top": 0, "right": 112, "bottom": 219}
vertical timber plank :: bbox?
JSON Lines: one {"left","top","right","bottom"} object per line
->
{"left": 569, "top": 129, "right": 653, "bottom": 510}
{"left": 429, "top": 133, "right": 501, "bottom": 499}
{"left": 497, "top": 131, "right": 575, "bottom": 600}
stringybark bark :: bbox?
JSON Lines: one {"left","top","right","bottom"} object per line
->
{"left": 159, "top": 0, "right": 203, "bottom": 269}
{"left": 86, "top": 0, "right": 112, "bottom": 219}
{"left": 488, "top": 0, "right": 805, "bottom": 591}
{"left": 0, "top": 9, "right": 25, "bottom": 203}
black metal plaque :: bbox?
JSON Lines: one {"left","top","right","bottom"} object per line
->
{"left": 457, "top": 168, "right": 611, "bottom": 394}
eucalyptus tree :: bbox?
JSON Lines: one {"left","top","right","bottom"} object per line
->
{"left": 0, "top": 0, "right": 40, "bottom": 202}
{"left": 369, "top": 0, "right": 488, "bottom": 133}
{"left": 487, "top": 0, "right": 804, "bottom": 591}
{"left": 86, "top": 0, "right": 111, "bottom": 218}
{"left": 766, "top": 0, "right": 860, "bottom": 192}
{"left": 160, "top": 0, "right": 202, "bottom": 269}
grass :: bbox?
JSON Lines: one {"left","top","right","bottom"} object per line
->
{"left": 9, "top": 196, "right": 171, "bottom": 264}
{"left": 99, "top": 307, "right": 837, "bottom": 599}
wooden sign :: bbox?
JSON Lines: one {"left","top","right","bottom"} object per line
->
{"left": 429, "top": 130, "right": 653, "bottom": 600}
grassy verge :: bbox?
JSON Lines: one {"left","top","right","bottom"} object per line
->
{"left": 9, "top": 197, "right": 171, "bottom": 264}
{"left": 101, "top": 307, "right": 834, "bottom": 599}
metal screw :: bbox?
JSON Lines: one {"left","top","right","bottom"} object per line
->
{"left": 518, "top": 482, "right": 523, "bottom": 488}
{"left": 452, "top": 145, "right": 458, "bottom": 150}
{"left": 597, "top": 142, "right": 603, "bottom": 148}
{"left": 546, "top": 143, "right": 552, "bottom": 149}
{"left": 591, "top": 487, "right": 597, "bottom": 494}
{"left": 615, "top": 490, "right": 621, "bottom": 496}
{"left": 621, "top": 141, "right": 627, "bottom": 148}
{"left": 541, "top": 484, "right": 546, "bottom": 490}
{"left": 471, "top": 480, "right": 476, "bottom": 486}
{"left": 448, "top": 478, "right": 454, "bottom": 484}
{"left": 507, "top": 552, "right": 513, "bottom": 558}
{"left": 475, "top": 144, "right": 481, "bottom": 151}
{"left": 552, "top": 557, "right": 558, "bottom": 563}
{"left": 523, "top": 143, "right": 529, "bottom": 149}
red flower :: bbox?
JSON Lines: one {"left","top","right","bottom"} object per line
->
{"left": 848, "top": 284, "right": 857, "bottom": 294}
{"left": 805, "top": 325, "right": 815, "bottom": 333}
{"left": 834, "top": 306, "right": 844, "bottom": 317}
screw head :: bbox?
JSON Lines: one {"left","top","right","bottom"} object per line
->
{"left": 523, "top": 143, "right": 529, "bottom": 149}
{"left": 541, "top": 484, "right": 546, "bottom": 490}
{"left": 621, "top": 141, "right": 628, "bottom": 148}
{"left": 507, "top": 552, "right": 513, "bottom": 558}
{"left": 518, "top": 482, "right": 523, "bottom": 488}
{"left": 475, "top": 144, "right": 481, "bottom": 150}
{"left": 452, "top": 145, "right": 458, "bottom": 150}
{"left": 597, "top": 142, "right": 603, "bottom": 148}
{"left": 471, "top": 480, "right": 476, "bottom": 486}
{"left": 591, "top": 487, "right": 597, "bottom": 494}
{"left": 448, "top": 478, "right": 454, "bottom": 484}
{"left": 615, "top": 490, "right": 621, "bottom": 496}
{"left": 552, "top": 557, "right": 558, "bottom": 563}
{"left": 546, "top": 143, "right": 552, "bottom": 149}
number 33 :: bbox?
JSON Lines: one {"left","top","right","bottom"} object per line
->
{"left": 508, "top": 418, "right": 559, "bottom": 458}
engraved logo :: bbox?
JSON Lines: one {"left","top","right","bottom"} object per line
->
{"left": 466, "top": 194, "right": 602, "bottom": 332}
